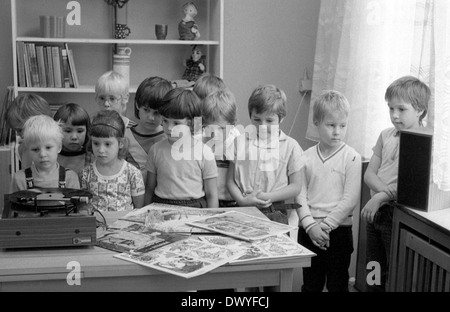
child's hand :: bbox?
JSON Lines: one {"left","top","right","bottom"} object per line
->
{"left": 361, "top": 196, "right": 382, "bottom": 224}
{"left": 308, "top": 224, "right": 330, "bottom": 250}
{"left": 240, "top": 190, "right": 271, "bottom": 209}
{"left": 319, "top": 223, "right": 331, "bottom": 248}
{"left": 383, "top": 183, "right": 397, "bottom": 200}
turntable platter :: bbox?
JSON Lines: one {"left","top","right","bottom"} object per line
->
{"left": 8, "top": 188, "right": 93, "bottom": 211}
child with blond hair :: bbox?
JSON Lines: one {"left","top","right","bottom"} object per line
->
{"left": 95, "top": 71, "right": 148, "bottom": 176}
{"left": 10, "top": 115, "right": 80, "bottom": 192}
{"left": 296, "top": 90, "right": 361, "bottom": 292}
{"left": 6, "top": 93, "right": 53, "bottom": 169}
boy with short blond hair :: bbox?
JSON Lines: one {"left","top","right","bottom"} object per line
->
{"left": 10, "top": 115, "right": 80, "bottom": 192}
{"left": 296, "top": 90, "right": 362, "bottom": 292}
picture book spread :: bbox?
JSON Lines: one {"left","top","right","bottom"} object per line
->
{"left": 198, "top": 234, "right": 316, "bottom": 265}
{"left": 96, "top": 218, "right": 186, "bottom": 253}
{"left": 114, "top": 236, "right": 246, "bottom": 279}
{"left": 120, "top": 203, "right": 230, "bottom": 234}
{"left": 186, "top": 211, "right": 297, "bottom": 241}
{"left": 96, "top": 204, "right": 310, "bottom": 279}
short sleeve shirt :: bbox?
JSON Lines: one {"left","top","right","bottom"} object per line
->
{"left": 371, "top": 127, "right": 399, "bottom": 195}
{"left": 80, "top": 160, "right": 145, "bottom": 211}
{"left": 146, "top": 138, "right": 218, "bottom": 200}
{"left": 231, "top": 130, "right": 304, "bottom": 195}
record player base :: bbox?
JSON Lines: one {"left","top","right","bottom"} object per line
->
{"left": 0, "top": 216, "right": 96, "bottom": 248}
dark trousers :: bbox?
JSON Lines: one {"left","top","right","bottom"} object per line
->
{"left": 298, "top": 226, "right": 354, "bottom": 292}
{"left": 365, "top": 203, "right": 394, "bottom": 292}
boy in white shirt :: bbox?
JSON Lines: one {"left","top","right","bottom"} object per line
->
{"left": 296, "top": 90, "right": 362, "bottom": 292}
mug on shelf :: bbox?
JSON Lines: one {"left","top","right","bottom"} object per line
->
{"left": 155, "top": 24, "right": 168, "bottom": 40}
{"left": 115, "top": 23, "right": 131, "bottom": 39}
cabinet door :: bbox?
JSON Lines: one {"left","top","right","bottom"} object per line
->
{"left": 393, "top": 229, "right": 450, "bottom": 292}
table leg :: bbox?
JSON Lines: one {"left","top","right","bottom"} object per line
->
{"left": 278, "top": 269, "right": 294, "bottom": 292}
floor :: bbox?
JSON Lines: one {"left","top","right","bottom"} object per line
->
{"left": 293, "top": 269, "right": 359, "bottom": 292}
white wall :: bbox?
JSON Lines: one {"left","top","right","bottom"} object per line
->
{"left": 223, "top": 0, "right": 320, "bottom": 149}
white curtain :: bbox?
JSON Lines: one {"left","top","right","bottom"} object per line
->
{"left": 307, "top": 0, "right": 450, "bottom": 191}
{"left": 433, "top": 0, "right": 450, "bottom": 191}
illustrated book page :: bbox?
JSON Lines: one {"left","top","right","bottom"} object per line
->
{"left": 120, "top": 203, "right": 230, "bottom": 234}
{"left": 186, "top": 210, "right": 297, "bottom": 241}
{"left": 198, "top": 235, "right": 316, "bottom": 265}
{"left": 96, "top": 216, "right": 186, "bottom": 253}
{"left": 114, "top": 237, "right": 245, "bottom": 279}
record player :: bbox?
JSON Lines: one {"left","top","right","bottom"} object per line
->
{"left": 0, "top": 188, "right": 97, "bottom": 249}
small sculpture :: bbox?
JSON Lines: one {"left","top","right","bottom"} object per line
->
{"left": 178, "top": 2, "right": 200, "bottom": 40}
{"left": 172, "top": 45, "right": 206, "bottom": 88}
{"left": 182, "top": 45, "right": 206, "bottom": 82}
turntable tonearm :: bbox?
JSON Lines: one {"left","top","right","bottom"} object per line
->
{"left": 0, "top": 188, "right": 97, "bottom": 249}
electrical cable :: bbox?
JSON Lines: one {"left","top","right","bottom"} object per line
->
{"left": 91, "top": 207, "right": 108, "bottom": 230}
{"left": 288, "top": 90, "right": 309, "bottom": 136}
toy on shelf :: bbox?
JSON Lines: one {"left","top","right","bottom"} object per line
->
{"left": 182, "top": 45, "right": 206, "bottom": 81}
{"left": 172, "top": 45, "right": 206, "bottom": 88}
{"left": 178, "top": 2, "right": 200, "bottom": 40}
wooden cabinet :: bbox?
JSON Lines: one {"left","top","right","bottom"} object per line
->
{"left": 389, "top": 205, "right": 450, "bottom": 292}
{"left": 11, "top": 0, "right": 224, "bottom": 97}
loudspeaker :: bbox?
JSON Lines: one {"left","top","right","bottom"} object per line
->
{"left": 397, "top": 128, "right": 450, "bottom": 212}
{"left": 397, "top": 129, "right": 433, "bottom": 211}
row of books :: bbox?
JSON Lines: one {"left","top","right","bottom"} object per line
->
{"left": 16, "top": 42, "right": 79, "bottom": 89}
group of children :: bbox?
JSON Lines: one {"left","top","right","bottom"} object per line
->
{"left": 5, "top": 70, "right": 430, "bottom": 293}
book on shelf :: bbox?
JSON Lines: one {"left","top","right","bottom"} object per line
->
{"left": 65, "top": 43, "right": 79, "bottom": 88}
{"left": 26, "top": 43, "right": 40, "bottom": 88}
{"left": 16, "top": 42, "right": 26, "bottom": 87}
{"left": 45, "top": 47, "right": 55, "bottom": 88}
{"left": 23, "top": 49, "right": 31, "bottom": 87}
{"left": 17, "top": 42, "right": 79, "bottom": 89}
{"left": 51, "top": 46, "right": 63, "bottom": 88}
{"left": 35, "top": 45, "right": 47, "bottom": 88}
{"left": 61, "top": 48, "right": 72, "bottom": 88}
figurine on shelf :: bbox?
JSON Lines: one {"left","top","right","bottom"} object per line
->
{"left": 178, "top": 2, "right": 200, "bottom": 40}
{"left": 183, "top": 45, "right": 206, "bottom": 82}
{"left": 172, "top": 46, "right": 206, "bottom": 88}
